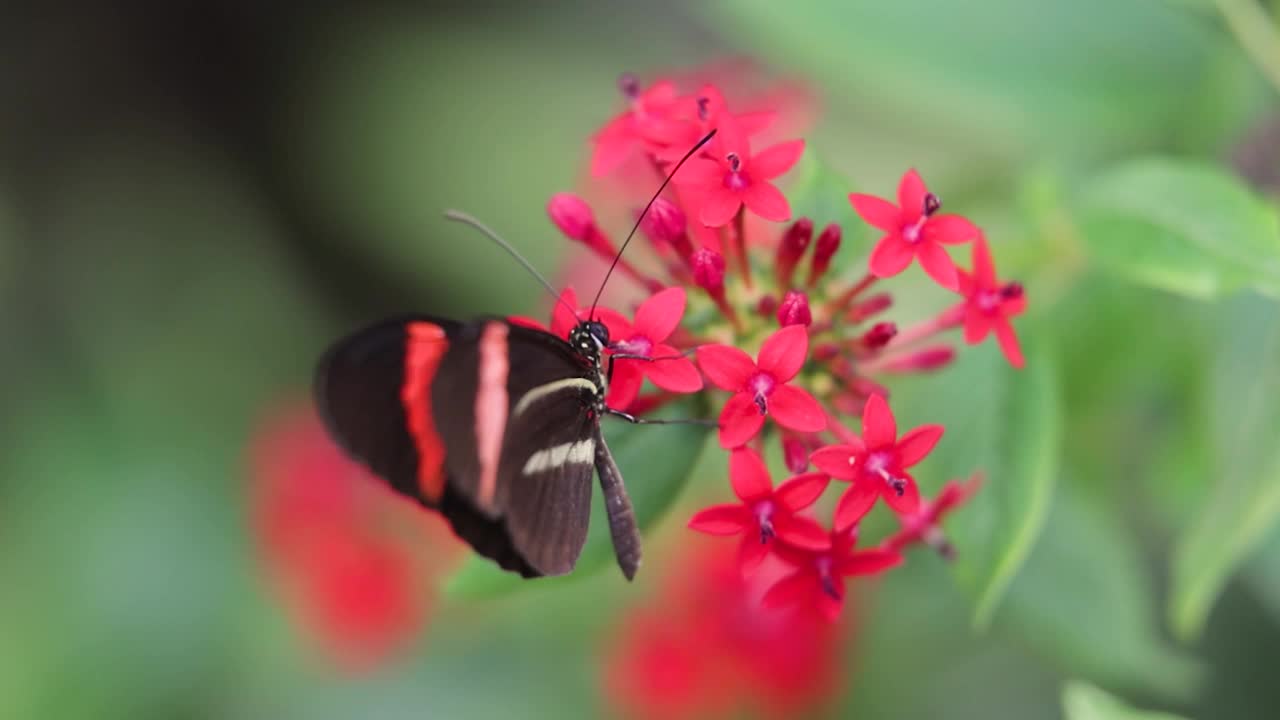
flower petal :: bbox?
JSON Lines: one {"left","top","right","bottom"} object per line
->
{"left": 762, "top": 570, "right": 814, "bottom": 610}
{"left": 589, "top": 121, "right": 634, "bottom": 178}
{"left": 882, "top": 476, "right": 922, "bottom": 514}
{"left": 861, "top": 393, "right": 897, "bottom": 448}
{"left": 550, "top": 287, "right": 581, "bottom": 339}
{"left": 737, "top": 532, "right": 771, "bottom": 576}
{"left": 774, "top": 514, "right": 831, "bottom": 552}
{"left": 644, "top": 347, "right": 703, "bottom": 393}
{"left": 752, "top": 139, "right": 805, "bottom": 179}
{"left": 769, "top": 385, "right": 827, "bottom": 433}
{"left": 923, "top": 214, "right": 980, "bottom": 245}
{"left": 699, "top": 189, "right": 743, "bottom": 228}
{"left": 757, "top": 325, "right": 809, "bottom": 381}
{"left": 742, "top": 181, "right": 791, "bottom": 222}
{"left": 633, "top": 287, "right": 686, "bottom": 342}
{"left": 604, "top": 362, "right": 645, "bottom": 411}
{"left": 869, "top": 235, "right": 916, "bottom": 278}
{"left": 848, "top": 193, "right": 901, "bottom": 231}
{"left": 839, "top": 548, "right": 903, "bottom": 577}
{"left": 994, "top": 317, "right": 1025, "bottom": 369}
{"left": 897, "top": 168, "right": 928, "bottom": 219}
{"left": 696, "top": 344, "right": 756, "bottom": 390}
{"left": 963, "top": 308, "right": 993, "bottom": 344}
{"left": 834, "top": 482, "right": 880, "bottom": 531}
{"left": 676, "top": 157, "right": 724, "bottom": 188}
{"left": 917, "top": 241, "right": 960, "bottom": 292}
{"left": 810, "top": 444, "right": 862, "bottom": 480}
{"left": 718, "top": 392, "right": 766, "bottom": 448}
{"left": 737, "top": 109, "right": 777, "bottom": 137}
{"left": 687, "top": 504, "right": 750, "bottom": 535}
{"left": 775, "top": 472, "right": 831, "bottom": 511}
{"left": 970, "top": 234, "right": 996, "bottom": 285}
{"left": 897, "top": 424, "right": 945, "bottom": 468}
{"left": 729, "top": 447, "right": 773, "bottom": 502}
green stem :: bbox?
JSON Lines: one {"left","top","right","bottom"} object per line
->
{"left": 1216, "top": 0, "right": 1280, "bottom": 95}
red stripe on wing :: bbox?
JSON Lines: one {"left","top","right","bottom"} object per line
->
{"left": 401, "top": 322, "right": 450, "bottom": 502}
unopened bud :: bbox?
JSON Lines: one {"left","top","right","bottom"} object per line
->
{"left": 775, "top": 217, "right": 813, "bottom": 288}
{"left": 548, "top": 193, "right": 596, "bottom": 243}
{"left": 782, "top": 434, "right": 810, "bottom": 474}
{"left": 642, "top": 197, "right": 687, "bottom": 244}
{"left": 860, "top": 322, "right": 897, "bottom": 350}
{"left": 881, "top": 345, "right": 955, "bottom": 373}
{"left": 756, "top": 294, "right": 779, "bottom": 318}
{"left": 776, "top": 290, "right": 812, "bottom": 327}
{"left": 806, "top": 223, "right": 842, "bottom": 287}
{"left": 692, "top": 248, "right": 726, "bottom": 294}
{"left": 813, "top": 341, "right": 840, "bottom": 361}
{"left": 847, "top": 293, "right": 893, "bottom": 323}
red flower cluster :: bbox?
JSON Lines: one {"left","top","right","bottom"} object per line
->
{"left": 249, "top": 403, "right": 462, "bottom": 671}
{"left": 548, "top": 69, "right": 1022, "bottom": 622}
{"left": 605, "top": 537, "right": 841, "bottom": 720}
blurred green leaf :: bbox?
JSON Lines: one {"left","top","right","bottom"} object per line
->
{"left": 1004, "top": 485, "right": 1202, "bottom": 700}
{"left": 1076, "top": 158, "right": 1280, "bottom": 299}
{"left": 894, "top": 334, "right": 1061, "bottom": 630}
{"left": 446, "top": 399, "right": 712, "bottom": 598}
{"left": 1171, "top": 293, "right": 1280, "bottom": 640}
{"left": 708, "top": 0, "right": 1225, "bottom": 160}
{"left": 1062, "top": 681, "right": 1191, "bottom": 720}
{"left": 785, "top": 146, "right": 870, "bottom": 275}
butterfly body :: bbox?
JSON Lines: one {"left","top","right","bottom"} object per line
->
{"left": 315, "top": 315, "right": 642, "bottom": 580}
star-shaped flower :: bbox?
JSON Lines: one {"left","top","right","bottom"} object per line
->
{"left": 848, "top": 168, "right": 979, "bottom": 291}
{"left": 677, "top": 119, "right": 804, "bottom": 227}
{"left": 590, "top": 76, "right": 682, "bottom": 177}
{"left": 958, "top": 235, "right": 1027, "bottom": 368}
{"left": 688, "top": 447, "right": 831, "bottom": 575}
{"left": 697, "top": 325, "right": 826, "bottom": 448}
{"left": 600, "top": 287, "right": 703, "bottom": 410}
{"left": 810, "top": 393, "right": 945, "bottom": 526}
{"left": 763, "top": 524, "right": 902, "bottom": 621}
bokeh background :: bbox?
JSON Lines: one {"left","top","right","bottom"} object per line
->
{"left": 4, "top": 1, "right": 1280, "bottom": 718}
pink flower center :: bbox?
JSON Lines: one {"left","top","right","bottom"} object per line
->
{"left": 976, "top": 290, "right": 1002, "bottom": 313}
{"left": 747, "top": 372, "right": 776, "bottom": 414}
{"left": 864, "top": 450, "right": 894, "bottom": 476}
{"left": 753, "top": 500, "right": 776, "bottom": 543}
{"left": 614, "top": 335, "right": 653, "bottom": 357}
{"left": 901, "top": 215, "right": 928, "bottom": 244}
{"left": 724, "top": 153, "right": 750, "bottom": 191}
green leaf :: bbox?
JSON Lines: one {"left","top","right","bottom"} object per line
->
{"left": 1076, "top": 158, "right": 1280, "bottom": 299}
{"left": 1004, "top": 486, "right": 1202, "bottom": 699}
{"left": 893, "top": 334, "right": 1061, "bottom": 630}
{"left": 1170, "top": 293, "right": 1280, "bottom": 640}
{"left": 445, "top": 399, "right": 712, "bottom": 598}
{"left": 1062, "top": 682, "right": 1192, "bottom": 720}
{"left": 785, "top": 146, "right": 870, "bottom": 273}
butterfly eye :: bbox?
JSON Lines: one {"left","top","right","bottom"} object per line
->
{"left": 586, "top": 321, "right": 610, "bottom": 348}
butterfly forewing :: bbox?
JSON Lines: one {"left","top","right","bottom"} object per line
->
{"left": 315, "top": 317, "right": 604, "bottom": 578}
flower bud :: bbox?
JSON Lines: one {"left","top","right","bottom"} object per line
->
{"left": 548, "top": 193, "right": 596, "bottom": 244}
{"left": 641, "top": 198, "right": 694, "bottom": 260}
{"left": 776, "top": 290, "right": 812, "bottom": 327}
{"left": 859, "top": 322, "right": 897, "bottom": 350}
{"left": 692, "top": 248, "right": 726, "bottom": 294}
{"left": 847, "top": 293, "right": 893, "bottom": 323}
{"left": 806, "top": 223, "right": 842, "bottom": 287}
{"left": 775, "top": 217, "right": 813, "bottom": 288}
{"left": 781, "top": 434, "right": 810, "bottom": 474}
{"left": 881, "top": 345, "right": 955, "bottom": 373}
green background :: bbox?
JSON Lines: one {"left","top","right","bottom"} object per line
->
{"left": 3, "top": 1, "right": 1280, "bottom": 718}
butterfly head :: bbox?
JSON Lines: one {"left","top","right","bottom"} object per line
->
{"left": 569, "top": 320, "right": 610, "bottom": 360}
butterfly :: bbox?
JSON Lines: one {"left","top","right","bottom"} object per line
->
{"left": 313, "top": 131, "right": 715, "bottom": 581}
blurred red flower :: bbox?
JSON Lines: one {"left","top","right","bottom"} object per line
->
{"left": 958, "top": 235, "right": 1027, "bottom": 368}
{"left": 249, "top": 402, "right": 462, "bottom": 671}
{"left": 605, "top": 537, "right": 842, "bottom": 719}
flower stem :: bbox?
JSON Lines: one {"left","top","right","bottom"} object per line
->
{"left": 885, "top": 304, "right": 964, "bottom": 350}
{"left": 1216, "top": 0, "right": 1280, "bottom": 95}
{"left": 732, "top": 208, "right": 752, "bottom": 289}
{"left": 824, "top": 273, "right": 877, "bottom": 316}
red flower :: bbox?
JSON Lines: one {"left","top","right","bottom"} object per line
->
{"left": 886, "top": 473, "right": 983, "bottom": 558}
{"left": 958, "top": 235, "right": 1027, "bottom": 368}
{"left": 250, "top": 403, "right": 460, "bottom": 671}
{"left": 764, "top": 524, "right": 902, "bottom": 621}
{"left": 648, "top": 83, "right": 777, "bottom": 163}
{"left": 809, "top": 393, "right": 945, "bottom": 525}
{"left": 697, "top": 325, "right": 826, "bottom": 448}
{"left": 688, "top": 447, "right": 831, "bottom": 574}
{"left": 605, "top": 538, "right": 840, "bottom": 719}
{"left": 604, "top": 287, "right": 704, "bottom": 409}
{"left": 849, "top": 168, "right": 979, "bottom": 291}
{"left": 677, "top": 119, "right": 805, "bottom": 227}
{"left": 591, "top": 76, "right": 682, "bottom": 177}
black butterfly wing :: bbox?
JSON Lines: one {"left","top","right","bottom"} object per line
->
{"left": 315, "top": 317, "right": 602, "bottom": 578}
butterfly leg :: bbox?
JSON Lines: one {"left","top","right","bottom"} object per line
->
{"left": 604, "top": 407, "right": 718, "bottom": 427}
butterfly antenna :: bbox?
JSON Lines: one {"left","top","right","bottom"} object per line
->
{"left": 588, "top": 128, "right": 717, "bottom": 318}
{"left": 444, "top": 210, "right": 580, "bottom": 320}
